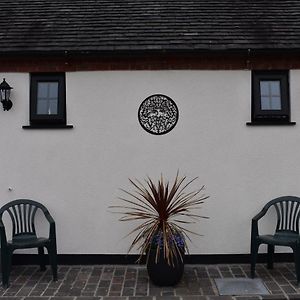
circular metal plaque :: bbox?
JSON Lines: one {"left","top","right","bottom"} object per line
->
{"left": 138, "top": 94, "right": 179, "bottom": 135}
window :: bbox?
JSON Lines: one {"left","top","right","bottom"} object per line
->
{"left": 23, "top": 73, "right": 72, "bottom": 128}
{"left": 250, "top": 71, "right": 294, "bottom": 125}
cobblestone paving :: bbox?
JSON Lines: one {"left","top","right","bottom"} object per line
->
{"left": 0, "top": 263, "right": 300, "bottom": 300}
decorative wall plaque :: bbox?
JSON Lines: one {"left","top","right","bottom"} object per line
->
{"left": 138, "top": 94, "right": 179, "bottom": 135}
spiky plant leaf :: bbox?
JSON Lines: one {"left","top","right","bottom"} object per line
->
{"left": 110, "top": 172, "right": 208, "bottom": 266}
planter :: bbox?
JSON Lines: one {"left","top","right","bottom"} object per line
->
{"left": 146, "top": 246, "right": 184, "bottom": 286}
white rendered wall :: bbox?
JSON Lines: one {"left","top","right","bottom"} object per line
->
{"left": 1, "top": 70, "right": 300, "bottom": 255}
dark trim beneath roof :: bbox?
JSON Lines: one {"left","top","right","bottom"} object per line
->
{"left": 0, "top": 50, "right": 300, "bottom": 71}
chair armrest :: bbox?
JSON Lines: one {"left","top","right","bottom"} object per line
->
{"left": 44, "top": 211, "right": 55, "bottom": 225}
{"left": 252, "top": 209, "right": 268, "bottom": 222}
{"left": 251, "top": 206, "right": 269, "bottom": 238}
{"left": 43, "top": 211, "right": 56, "bottom": 240}
{"left": 0, "top": 219, "right": 8, "bottom": 246}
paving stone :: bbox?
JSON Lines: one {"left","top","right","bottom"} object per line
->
{"left": 114, "top": 269, "right": 126, "bottom": 276}
{"left": 110, "top": 284, "right": 122, "bottom": 291}
{"left": 181, "top": 296, "right": 208, "bottom": 300}
{"left": 2, "top": 263, "right": 300, "bottom": 299}
{"left": 208, "top": 296, "right": 234, "bottom": 300}
{"left": 76, "top": 296, "right": 101, "bottom": 300}
{"left": 108, "top": 291, "right": 122, "bottom": 296}
{"left": 91, "top": 268, "right": 103, "bottom": 276}
{"left": 51, "top": 297, "right": 76, "bottom": 300}
{"left": 215, "top": 278, "right": 269, "bottom": 296}
{"left": 162, "top": 291, "right": 176, "bottom": 296}
{"left": 95, "top": 287, "right": 109, "bottom": 296}
{"left": 288, "top": 295, "right": 300, "bottom": 299}
{"left": 76, "top": 297, "right": 101, "bottom": 300}
{"left": 104, "top": 267, "right": 115, "bottom": 273}
{"left": 261, "top": 295, "right": 288, "bottom": 299}
{"left": 0, "top": 297, "right": 24, "bottom": 300}
{"left": 135, "top": 288, "right": 148, "bottom": 296}
{"left": 99, "top": 280, "right": 111, "bottom": 288}
{"left": 25, "top": 298, "right": 51, "bottom": 300}
{"left": 16, "top": 287, "right": 33, "bottom": 296}
{"left": 198, "top": 279, "right": 213, "bottom": 287}
{"left": 156, "top": 297, "right": 181, "bottom": 300}
{"left": 208, "top": 268, "right": 222, "bottom": 278}
{"left": 280, "top": 285, "right": 297, "bottom": 294}
{"left": 234, "top": 297, "right": 261, "bottom": 300}
{"left": 112, "top": 277, "right": 124, "bottom": 284}
{"left": 201, "top": 286, "right": 217, "bottom": 296}
{"left": 81, "top": 292, "right": 95, "bottom": 297}
{"left": 83, "top": 284, "right": 98, "bottom": 292}
{"left": 124, "top": 280, "right": 136, "bottom": 287}
{"left": 3, "top": 284, "right": 23, "bottom": 296}
{"left": 88, "top": 276, "right": 101, "bottom": 284}
{"left": 103, "top": 297, "right": 127, "bottom": 300}
{"left": 231, "top": 267, "right": 244, "bottom": 275}
{"left": 273, "top": 276, "right": 289, "bottom": 285}
{"left": 122, "top": 287, "right": 135, "bottom": 296}
{"left": 48, "top": 281, "right": 62, "bottom": 288}
{"left": 128, "top": 297, "right": 153, "bottom": 300}
{"left": 43, "top": 288, "right": 58, "bottom": 296}
{"left": 221, "top": 272, "right": 234, "bottom": 278}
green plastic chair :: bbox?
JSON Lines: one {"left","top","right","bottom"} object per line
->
{"left": 0, "top": 199, "right": 57, "bottom": 287}
{"left": 251, "top": 196, "right": 300, "bottom": 283}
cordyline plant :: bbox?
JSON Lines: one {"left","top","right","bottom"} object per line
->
{"left": 110, "top": 172, "right": 209, "bottom": 266}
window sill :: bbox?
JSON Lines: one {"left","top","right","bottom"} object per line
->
{"left": 22, "top": 124, "right": 74, "bottom": 129}
{"left": 246, "top": 121, "right": 296, "bottom": 126}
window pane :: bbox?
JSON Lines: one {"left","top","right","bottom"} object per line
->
{"left": 260, "top": 81, "right": 269, "bottom": 96}
{"left": 37, "top": 82, "right": 58, "bottom": 115}
{"left": 49, "top": 82, "right": 59, "bottom": 98}
{"left": 270, "top": 81, "right": 280, "bottom": 96}
{"left": 37, "top": 82, "right": 48, "bottom": 98}
{"left": 260, "top": 80, "right": 282, "bottom": 111}
{"left": 270, "top": 96, "right": 281, "bottom": 110}
{"left": 49, "top": 100, "right": 58, "bottom": 114}
{"left": 261, "top": 96, "right": 271, "bottom": 110}
{"left": 36, "top": 100, "right": 48, "bottom": 114}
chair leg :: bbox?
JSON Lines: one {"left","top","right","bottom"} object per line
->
{"left": 293, "top": 246, "right": 300, "bottom": 284}
{"left": 251, "top": 240, "right": 259, "bottom": 278}
{"left": 1, "top": 248, "right": 12, "bottom": 288}
{"left": 38, "top": 247, "right": 46, "bottom": 271}
{"left": 47, "top": 242, "right": 58, "bottom": 281}
{"left": 267, "top": 244, "right": 274, "bottom": 269}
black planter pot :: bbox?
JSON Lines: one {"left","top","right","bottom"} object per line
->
{"left": 146, "top": 247, "right": 184, "bottom": 286}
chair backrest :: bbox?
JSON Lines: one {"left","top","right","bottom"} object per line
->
{"left": 263, "top": 196, "right": 300, "bottom": 234}
{"left": 0, "top": 199, "right": 48, "bottom": 237}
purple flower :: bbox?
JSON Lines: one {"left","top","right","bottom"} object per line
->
{"left": 152, "top": 232, "right": 185, "bottom": 249}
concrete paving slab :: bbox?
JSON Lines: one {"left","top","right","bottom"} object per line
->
{"left": 215, "top": 278, "right": 270, "bottom": 296}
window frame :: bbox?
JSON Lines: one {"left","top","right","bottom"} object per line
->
{"left": 30, "top": 73, "right": 66, "bottom": 126}
{"left": 251, "top": 70, "right": 291, "bottom": 124}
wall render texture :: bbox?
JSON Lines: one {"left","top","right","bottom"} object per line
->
{"left": 1, "top": 70, "right": 300, "bottom": 255}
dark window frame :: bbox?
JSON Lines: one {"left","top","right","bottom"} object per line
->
{"left": 29, "top": 73, "right": 66, "bottom": 126}
{"left": 250, "top": 70, "right": 292, "bottom": 125}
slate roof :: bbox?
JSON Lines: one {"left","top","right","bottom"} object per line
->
{"left": 0, "top": 0, "right": 300, "bottom": 54}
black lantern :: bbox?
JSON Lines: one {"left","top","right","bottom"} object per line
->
{"left": 0, "top": 78, "right": 13, "bottom": 111}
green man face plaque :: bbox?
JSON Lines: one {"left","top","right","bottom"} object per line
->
{"left": 138, "top": 94, "right": 179, "bottom": 135}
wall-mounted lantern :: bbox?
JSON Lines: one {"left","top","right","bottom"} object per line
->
{"left": 0, "top": 78, "right": 13, "bottom": 111}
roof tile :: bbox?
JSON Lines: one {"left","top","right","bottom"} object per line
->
{"left": 0, "top": 0, "right": 299, "bottom": 53}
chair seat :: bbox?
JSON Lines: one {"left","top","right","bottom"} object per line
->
{"left": 0, "top": 199, "right": 57, "bottom": 288}
{"left": 258, "top": 232, "right": 300, "bottom": 246}
{"left": 8, "top": 235, "right": 49, "bottom": 249}
{"left": 251, "top": 196, "right": 300, "bottom": 284}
